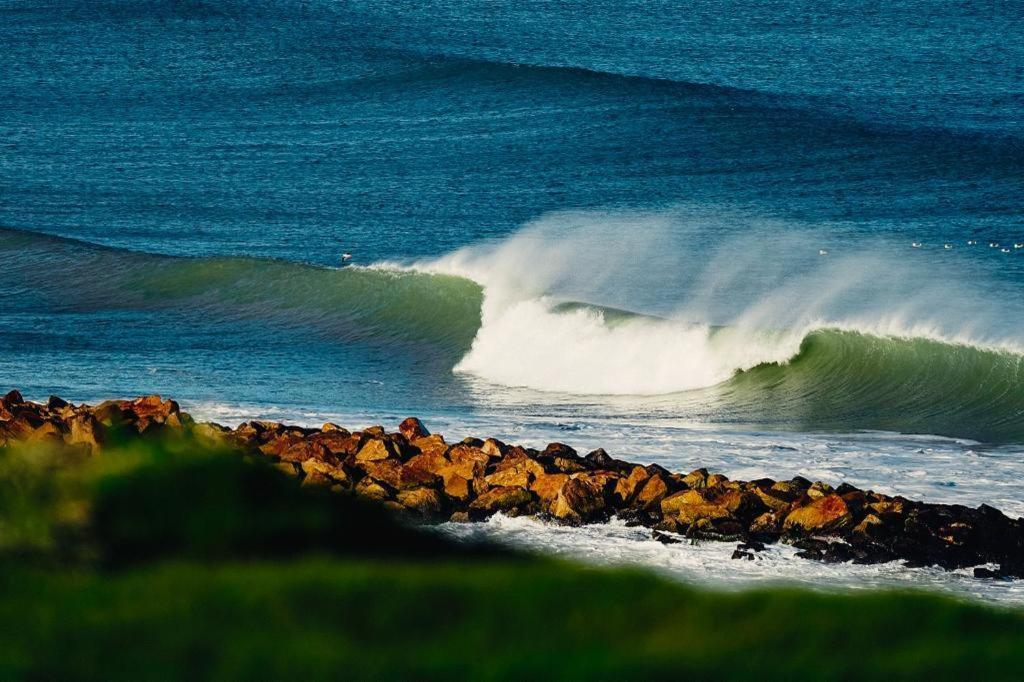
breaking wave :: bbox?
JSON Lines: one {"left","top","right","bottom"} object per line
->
{"left": 4, "top": 219, "right": 1023, "bottom": 442}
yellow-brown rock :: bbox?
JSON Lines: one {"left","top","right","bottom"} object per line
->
{"left": 468, "top": 486, "right": 534, "bottom": 517}
{"left": 613, "top": 466, "right": 651, "bottom": 505}
{"left": 552, "top": 477, "right": 607, "bottom": 524}
{"left": 396, "top": 487, "right": 444, "bottom": 517}
{"left": 356, "top": 438, "right": 400, "bottom": 462}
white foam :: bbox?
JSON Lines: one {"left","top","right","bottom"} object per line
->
{"left": 375, "top": 208, "right": 1024, "bottom": 395}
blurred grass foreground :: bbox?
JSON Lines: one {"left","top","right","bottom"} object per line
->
{"left": 1, "top": 433, "right": 1022, "bottom": 680}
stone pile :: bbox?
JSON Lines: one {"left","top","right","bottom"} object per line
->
{"left": 3, "top": 390, "right": 1022, "bottom": 579}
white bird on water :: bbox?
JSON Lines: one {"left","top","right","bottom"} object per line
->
{"left": 1015, "top": 243, "right": 1024, "bottom": 249}
{"left": 944, "top": 243, "right": 953, "bottom": 249}
{"left": 819, "top": 249, "right": 829, "bottom": 256}
{"left": 911, "top": 242, "right": 922, "bottom": 248}
{"left": 989, "top": 242, "right": 1000, "bottom": 248}
{"left": 967, "top": 239, "right": 977, "bottom": 245}
{"left": 340, "top": 252, "right": 353, "bottom": 265}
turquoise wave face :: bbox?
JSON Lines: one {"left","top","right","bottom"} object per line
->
{"left": 720, "top": 330, "right": 1024, "bottom": 444}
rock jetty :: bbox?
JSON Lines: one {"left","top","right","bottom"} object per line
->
{"left": 2, "top": 390, "right": 1023, "bottom": 579}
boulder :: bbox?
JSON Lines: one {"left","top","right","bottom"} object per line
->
{"left": 396, "top": 487, "right": 444, "bottom": 518}
{"left": 552, "top": 477, "right": 608, "bottom": 524}
{"left": 614, "top": 466, "right": 651, "bottom": 505}
{"left": 279, "top": 439, "right": 333, "bottom": 463}
{"left": 301, "top": 458, "right": 350, "bottom": 487}
{"left": 354, "top": 477, "right": 392, "bottom": 501}
{"left": 66, "top": 413, "right": 104, "bottom": 451}
{"left": 398, "top": 417, "right": 430, "bottom": 441}
{"left": 633, "top": 474, "right": 670, "bottom": 510}
{"left": 784, "top": 494, "right": 854, "bottom": 534}
{"left": 411, "top": 434, "right": 447, "bottom": 458}
{"left": 852, "top": 513, "right": 886, "bottom": 539}
{"left": 682, "top": 468, "right": 710, "bottom": 489}
{"left": 404, "top": 451, "right": 449, "bottom": 476}
{"left": 309, "top": 431, "right": 361, "bottom": 457}
{"left": 661, "top": 491, "right": 732, "bottom": 526}
{"left": 259, "top": 434, "right": 305, "bottom": 459}
{"left": 751, "top": 485, "right": 795, "bottom": 512}
{"left": 1, "top": 389, "right": 24, "bottom": 406}
{"left": 481, "top": 438, "right": 507, "bottom": 458}
{"left": 712, "top": 490, "right": 767, "bottom": 523}
{"left": 750, "top": 511, "right": 784, "bottom": 535}
{"left": 484, "top": 467, "right": 532, "bottom": 489}
{"left": 359, "top": 459, "right": 403, "bottom": 489}
{"left": 807, "top": 481, "right": 834, "bottom": 500}
{"left": 492, "top": 451, "right": 546, "bottom": 478}
{"left": 468, "top": 486, "right": 534, "bottom": 519}
{"left": 443, "top": 474, "right": 472, "bottom": 502}
{"left": 530, "top": 472, "right": 570, "bottom": 506}
{"left": 398, "top": 465, "right": 442, "bottom": 491}
{"left": 356, "top": 438, "right": 401, "bottom": 462}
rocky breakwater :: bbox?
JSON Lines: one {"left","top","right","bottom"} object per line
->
{"left": 2, "top": 390, "right": 1023, "bottom": 579}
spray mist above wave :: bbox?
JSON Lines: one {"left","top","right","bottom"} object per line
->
{"left": 402, "top": 208, "right": 1024, "bottom": 397}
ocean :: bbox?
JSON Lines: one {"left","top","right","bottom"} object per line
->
{"left": 2, "top": 0, "right": 1024, "bottom": 601}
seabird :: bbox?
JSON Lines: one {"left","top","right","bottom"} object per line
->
{"left": 967, "top": 240, "right": 977, "bottom": 245}
{"left": 1015, "top": 243, "right": 1024, "bottom": 249}
{"left": 341, "top": 252, "right": 353, "bottom": 264}
{"left": 911, "top": 242, "right": 922, "bottom": 248}
{"left": 1001, "top": 248, "right": 1012, "bottom": 253}
{"left": 819, "top": 249, "right": 829, "bottom": 256}
{"left": 944, "top": 243, "right": 953, "bottom": 249}
{"left": 989, "top": 242, "right": 1000, "bottom": 248}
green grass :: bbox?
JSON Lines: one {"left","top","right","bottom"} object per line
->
{"left": 0, "top": 436, "right": 1022, "bottom": 680}
{"left": 1, "top": 559, "right": 1023, "bottom": 680}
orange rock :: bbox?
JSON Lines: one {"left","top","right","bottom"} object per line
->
{"left": 634, "top": 474, "right": 670, "bottom": 510}
{"left": 783, "top": 494, "right": 853, "bottom": 533}
{"left": 444, "top": 474, "right": 472, "bottom": 501}
{"left": 530, "top": 472, "right": 570, "bottom": 505}
{"left": 614, "top": 466, "right": 651, "bottom": 505}
{"left": 484, "top": 467, "right": 532, "bottom": 488}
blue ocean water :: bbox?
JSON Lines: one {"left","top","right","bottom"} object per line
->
{"left": 3, "top": 2, "right": 1024, "bottom": 589}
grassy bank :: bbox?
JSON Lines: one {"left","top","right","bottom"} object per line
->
{"left": 0, "top": 435, "right": 1022, "bottom": 679}
{"left": 2, "top": 558, "right": 1023, "bottom": 680}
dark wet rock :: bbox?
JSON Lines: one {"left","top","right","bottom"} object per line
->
{"left": 652, "top": 530, "right": 682, "bottom": 545}
{"left": 732, "top": 550, "right": 755, "bottom": 561}
{"left": 398, "top": 417, "right": 429, "bottom": 441}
